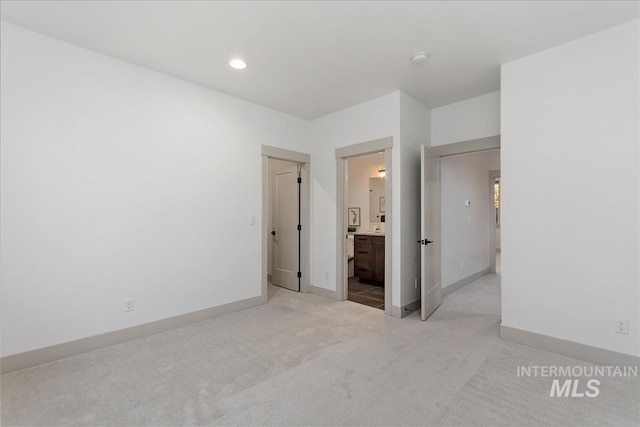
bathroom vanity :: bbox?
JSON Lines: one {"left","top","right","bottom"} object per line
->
{"left": 353, "top": 234, "right": 385, "bottom": 284}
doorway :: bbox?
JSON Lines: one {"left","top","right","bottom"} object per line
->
{"left": 490, "top": 171, "right": 501, "bottom": 275}
{"left": 335, "top": 137, "right": 393, "bottom": 316}
{"left": 345, "top": 152, "right": 386, "bottom": 310}
{"left": 261, "top": 146, "right": 310, "bottom": 300}
{"left": 419, "top": 137, "right": 501, "bottom": 320}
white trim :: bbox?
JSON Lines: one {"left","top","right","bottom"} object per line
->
{"left": 335, "top": 136, "right": 393, "bottom": 159}
{"left": 300, "top": 163, "right": 311, "bottom": 293}
{"left": 335, "top": 138, "right": 394, "bottom": 316}
{"left": 261, "top": 145, "right": 310, "bottom": 164}
{"left": 442, "top": 268, "right": 491, "bottom": 296}
{"left": 0, "top": 295, "right": 264, "bottom": 374}
{"left": 429, "top": 136, "right": 500, "bottom": 157}
{"left": 391, "top": 299, "right": 421, "bottom": 318}
{"left": 383, "top": 147, "right": 392, "bottom": 317}
{"left": 500, "top": 325, "right": 640, "bottom": 367}
{"left": 336, "top": 157, "right": 347, "bottom": 301}
{"left": 489, "top": 170, "right": 500, "bottom": 273}
{"left": 309, "top": 285, "right": 339, "bottom": 300}
{"left": 262, "top": 155, "right": 269, "bottom": 298}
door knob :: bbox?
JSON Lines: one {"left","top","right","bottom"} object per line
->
{"left": 271, "top": 230, "right": 276, "bottom": 236}
{"left": 417, "top": 239, "right": 434, "bottom": 245}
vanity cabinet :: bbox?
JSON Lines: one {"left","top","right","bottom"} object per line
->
{"left": 354, "top": 234, "right": 385, "bottom": 284}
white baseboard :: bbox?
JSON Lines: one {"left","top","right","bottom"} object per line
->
{"left": 442, "top": 268, "right": 490, "bottom": 296}
{"left": 1, "top": 295, "right": 265, "bottom": 374}
{"left": 391, "top": 306, "right": 401, "bottom": 318}
{"left": 309, "top": 285, "right": 339, "bottom": 300}
{"left": 391, "top": 299, "right": 420, "bottom": 318}
{"left": 500, "top": 324, "right": 640, "bottom": 367}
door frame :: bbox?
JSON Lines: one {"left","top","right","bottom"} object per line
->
{"left": 425, "top": 135, "right": 500, "bottom": 307}
{"left": 335, "top": 137, "right": 393, "bottom": 316}
{"left": 261, "top": 145, "right": 311, "bottom": 301}
{"left": 489, "top": 169, "right": 501, "bottom": 273}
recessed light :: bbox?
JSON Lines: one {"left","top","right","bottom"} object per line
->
{"left": 229, "top": 58, "right": 246, "bottom": 70}
{"left": 411, "top": 52, "right": 428, "bottom": 65}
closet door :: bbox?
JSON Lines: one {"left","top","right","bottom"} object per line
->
{"left": 272, "top": 164, "right": 300, "bottom": 291}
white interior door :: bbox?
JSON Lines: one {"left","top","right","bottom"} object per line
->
{"left": 420, "top": 146, "right": 442, "bottom": 320}
{"left": 272, "top": 164, "right": 300, "bottom": 291}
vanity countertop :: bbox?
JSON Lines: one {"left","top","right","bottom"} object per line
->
{"left": 349, "top": 231, "right": 385, "bottom": 236}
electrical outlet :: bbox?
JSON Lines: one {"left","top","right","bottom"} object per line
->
{"left": 414, "top": 278, "right": 418, "bottom": 289}
{"left": 460, "top": 260, "right": 465, "bottom": 270}
{"left": 124, "top": 298, "right": 135, "bottom": 313}
{"left": 615, "top": 318, "right": 629, "bottom": 335}
{"left": 324, "top": 270, "right": 329, "bottom": 280}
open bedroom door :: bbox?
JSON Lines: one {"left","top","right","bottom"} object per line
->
{"left": 420, "top": 145, "right": 442, "bottom": 320}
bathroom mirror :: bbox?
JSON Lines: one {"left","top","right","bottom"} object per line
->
{"left": 369, "top": 177, "right": 385, "bottom": 223}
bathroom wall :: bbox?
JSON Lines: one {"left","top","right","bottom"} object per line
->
{"left": 346, "top": 153, "right": 385, "bottom": 233}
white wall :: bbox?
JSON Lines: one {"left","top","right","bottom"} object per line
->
{"left": 309, "top": 92, "right": 401, "bottom": 307}
{"left": 399, "top": 93, "right": 430, "bottom": 307}
{"left": 310, "top": 92, "right": 430, "bottom": 313}
{"left": 501, "top": 19, "right": 639, "bottom": 356}
{"left": 441, "top": 150, "right": 500, "bottom": 289}
{"left": 0, "top": 22, "right": 310, "bottom": 356}
{"left": 431, "top": 91, "right": 500, "bottom": 147}
{"left": 346, "top": 153, "right": 385, "bottom": 233}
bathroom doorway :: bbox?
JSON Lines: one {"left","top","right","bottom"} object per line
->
{"left": 345, "top": 152, "right": 386, "bottom": 310}
{"left": 335, "top": 137, "right": 390, "bottom": 317}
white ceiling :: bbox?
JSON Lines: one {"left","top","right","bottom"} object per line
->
{"left": 1, "top": 1, "right": 638, "bottom": 119}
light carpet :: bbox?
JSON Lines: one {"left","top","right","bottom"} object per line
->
{"left": 1, "top": 274, "right": 638, "bottom": 426}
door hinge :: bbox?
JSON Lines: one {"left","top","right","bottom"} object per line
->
{"left": 297, "top": 272, "right": 302, "bottom": 278}
{"left": 297, "top": 177, "right": 302, "bottom": 184}
{"left": 297, "top": 224, "right": 302, "bottom": 231}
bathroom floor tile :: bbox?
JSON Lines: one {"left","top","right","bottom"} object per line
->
{"left": 347, "top": 277, "right": 385, "bottom": 310}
